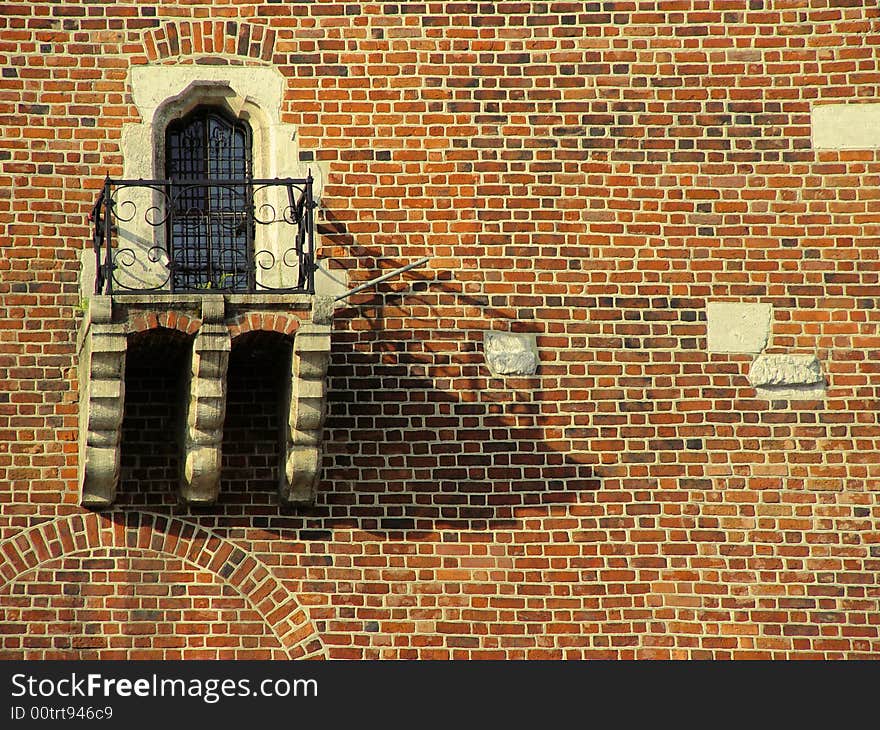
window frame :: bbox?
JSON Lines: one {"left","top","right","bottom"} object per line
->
{"left": 164, "top": 105, "right": 256, "bottom": 292}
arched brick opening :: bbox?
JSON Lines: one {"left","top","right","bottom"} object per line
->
{"left": 143, "top": 21, "right": 276, "bottom": 64}
{"left": 118, "top": 327, "right": 192, "bottom": 507}
{"left": 0, "top": 512, "right": 324, "bottom": 660}
{"left": 223, "top": 330, "right": 293, "bottom": 501}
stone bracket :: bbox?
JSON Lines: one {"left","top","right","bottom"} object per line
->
{"left": 279, "top": 323, "right": 332, "bottom": 506}
{"left": 180, "top": 297, "right": 230, "bottom": 504}
{"left": 78, "top": 296, "right": 127, "bottom": 507}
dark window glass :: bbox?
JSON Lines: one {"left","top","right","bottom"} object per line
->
{"left": 165, "top": 108, "right": 253, "bottom": 291}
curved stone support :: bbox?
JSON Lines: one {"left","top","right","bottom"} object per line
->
{"left": 180, "top": 297, "right": 230, "bottom": 504}
{"left": 280, "top": 323, "right": 331, "bottom": 506}
{"left": 78, "top": 297, "right": 127, "bottom": 506}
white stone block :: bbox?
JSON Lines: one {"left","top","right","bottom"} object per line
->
{"left": 812, "top": 103, "right": 880, "bottom": 150}
{"left": 706, "top": 302, "right": 772, "bottom": 354}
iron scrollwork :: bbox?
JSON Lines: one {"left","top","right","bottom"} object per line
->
{"left": 88, "top": 175, "right": 316, "bottom": 295}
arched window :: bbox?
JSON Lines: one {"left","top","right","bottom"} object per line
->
{"left": 165, "top": 107, "right": 253, "bottom": 291}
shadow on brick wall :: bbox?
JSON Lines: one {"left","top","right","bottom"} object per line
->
{"left": 111, "top": 217, "right": 603, "bottom": 539}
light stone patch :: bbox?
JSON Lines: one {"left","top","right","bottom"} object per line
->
{"left": 706, "top": 302, "right": 772, "bottom": 354}
{"left": 484, "top": 332, "right": 539, "bottom": 377}
{"left": 812, "top": 103, "right": 880, "bottom": 150}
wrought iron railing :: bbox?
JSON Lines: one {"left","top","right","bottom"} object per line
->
{"left": 89, "top": 174, "right": 316, "bottom": 295}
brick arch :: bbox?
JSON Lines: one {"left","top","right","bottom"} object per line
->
{"left": 128, "top": 310, "right": 201, "bottom": 337}
{"left": 228, "top": 312, "right": 302, "bottom": 341}
{"left": 143, "top": 20, "right": 276, "bottom": 64}
{"left": 0, "top": 512, "right": 325, "bottom": 660}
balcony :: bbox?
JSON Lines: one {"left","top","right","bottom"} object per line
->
{"left": 89, "top": 174, "right": 316, "bottom": 295}
{"left": 78, "top": 173, "right": 332, "bottom": 510}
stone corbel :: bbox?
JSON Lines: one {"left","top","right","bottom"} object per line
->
{"left": 180, "top": 297, "right": 230, "bottom": 504}
{"left": 279, "top": 321, "right": 332, "bottom": 506}
{"left": 78, "top": 296, "right": 127, "bottom": 506}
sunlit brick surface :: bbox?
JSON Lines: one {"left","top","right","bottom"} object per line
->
{"left": 2, "top": 1, "right": 880, "bottom": 659}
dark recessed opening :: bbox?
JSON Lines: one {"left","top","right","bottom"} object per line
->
{"left": 118, "top": 327, "right": 192, "bottom": 506}
{"left": 222, "top": 331, "right": 292, "bottom": 506}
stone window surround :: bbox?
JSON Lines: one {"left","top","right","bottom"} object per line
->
{"left": 126, "top": 64, "right": 301, "bottom": 200}
{"left": 80, "top": 63, "right": 346, "bottom": 299}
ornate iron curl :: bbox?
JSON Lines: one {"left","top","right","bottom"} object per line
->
{"left": 254, "top": 249, "right": 277, "bottom": 271}
{"left": 109, "top": 246, "right": 172, "bottom": 292}
{"left": 90, "top": 176, "right": 316, "bottom": 294}
{"left": 282, "top": 247, "right": 302, "bottom": 269}
{"left": 250, "top": 247, "right": 307, "bottom": 292}
{"left": 171, "top": 245, "right": 250, "bottom": 292}
{"left": 148, "top": 245, "right": 169, "bottom": 264}
{"left": 254, "top": 202, "right": 280, "bottom": 225}
{"left": 110, "top": 183, "right": 173, "bottom": 227}
{"left": 251, "top": 181, "right": 307, "bottom": 225}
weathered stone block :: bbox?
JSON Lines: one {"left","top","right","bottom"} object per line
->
{"left": 183, "top": 445, "right": 223, "bottom": 503}
{"left": 311, "top": 294, "right": 336, "bottom": 325}
{"left": 292, "top": 397, "right": 325, "bottom": 432}
{"left": 706, "top": 302, "right": 772, "bottom": 354}
{"left": 484, "top": 332, "right": 539, "bottom": 376}
{"left": 748, "top": 353, "right": 824, "bottom": 387}
{"left": 749, "top": 353, "right": 826, "bottom": 400}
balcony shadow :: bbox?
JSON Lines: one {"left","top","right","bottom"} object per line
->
{"left": 112, "top": 214, "right": 606, "bottom": 541}
{"left": 297, "top": 217, "right": 604, "bottom": 537}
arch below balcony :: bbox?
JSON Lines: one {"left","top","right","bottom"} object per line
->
{"left": 227, "top": 311, "right": 304, "bottom": 340}
{"left": 0, "top": 512, "right": 325, "bottom": 659}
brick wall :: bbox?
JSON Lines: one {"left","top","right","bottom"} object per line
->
{"left": 2, "top": 1, "right": 880, "bottom": 659}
